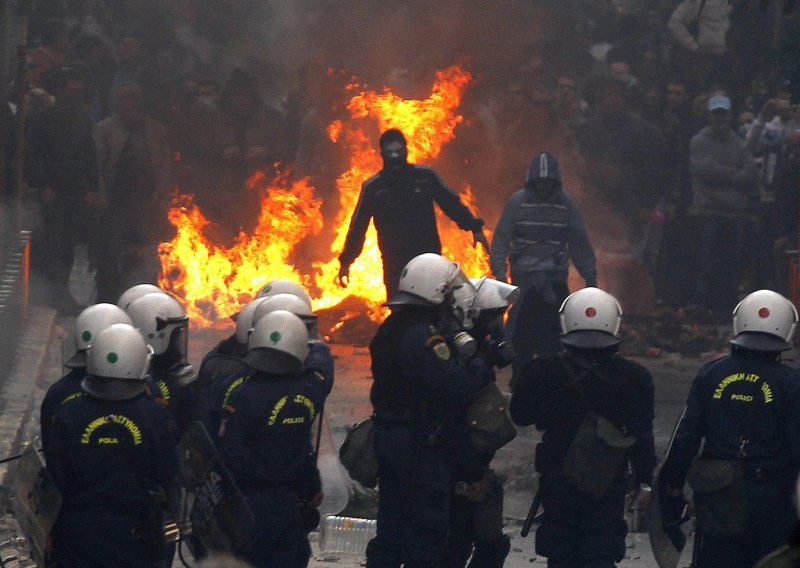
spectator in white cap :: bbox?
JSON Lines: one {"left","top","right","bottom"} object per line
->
{"left": 687, "top": 93, "right": 759, "bottom": 321}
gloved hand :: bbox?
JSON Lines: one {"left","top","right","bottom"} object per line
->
{"left": 337, "top": 262, "right": 350, "bottom": 287}
{"left": 483, "top": 338, "right": 515, "bottom": 369}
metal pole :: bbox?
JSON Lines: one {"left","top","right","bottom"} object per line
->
{"left": 12, "top": 0, "right": 29, "bottom": 233}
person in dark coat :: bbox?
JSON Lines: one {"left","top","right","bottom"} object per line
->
{"left": 510, "top": 287, "right": 656, "bottom": 568}
{"left": 338, "top": 129, "right": 488, "bottom": 299}
{"left": 659, "top": 290, "right": 800, "bottom": 568}
{"left": 45, "top": 323, "right": 178, "bottom": 568}
{"left": 366, "top": 253, "right": 493, "bottom": 567}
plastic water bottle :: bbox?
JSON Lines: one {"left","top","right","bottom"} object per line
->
{"left": 319, "top": 515, "right": 377, "bottom": 554}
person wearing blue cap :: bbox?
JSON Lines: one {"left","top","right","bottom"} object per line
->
{"left": 687, "top": 94, "right": 758, "bottom": 320}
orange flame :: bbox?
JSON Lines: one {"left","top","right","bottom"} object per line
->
{"left": 158, "top": 168, "right": 322, "bottom": 327}
{"left": 159, "top": 65, "right": 489, "bottom": 327}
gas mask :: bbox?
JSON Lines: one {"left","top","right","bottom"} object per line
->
{"left": 380, "top": 140, "right": 408, "bottom": 171}
{"left": 439, "top": 279, "right": 478, "bottom": 361}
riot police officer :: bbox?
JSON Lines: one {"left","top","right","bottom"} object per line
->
{"left": 216, "top": 310, "right": 328, "bottom": 567}
{"left": 41, "top": 303, "right": 132, "bottom": 453}
{"left": 206, "top": 292, "right": 333, "bottom": 439}
{"left": 198, "top": 296, "right": 269, "bottom": 417}
{"left": 659, "top": 290, "right": 800, "bottom": 568}
{"left": 127, "top": 292, "right": 204, "bottom": 433}
{"left": 45, "top": 323, "right": 179, "bottom": 567}
{"left": 199, "top": 281, "right": 313, "bottom": 404}
{"left": 443, "top": 276, "right": 520, "bottom": 567}
{"left": 366, "top": 252, "right": 493, "bottom": 567}
{"left": 510, "top": 287, "right": 655, "bottom": 568}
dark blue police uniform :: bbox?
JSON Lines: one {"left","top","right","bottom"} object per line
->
{"left": 196, "top": 335, "right": 246, "bottom": 408}
{"left": 216, "top": 358, "right": 331, "bottom": 568}
{"left": 510, "top": 350, "right": 655, "bottom": 567}
{"left": 45, "top": 392, "right": 178, "bottom": 568}
{"left": 40, "top": 368, "right": 87, "bottom": 453}
{"left": 660, "top": 349, "right": 800, "bottom": 567}
{"left": 366, "top": 307, "right": 491, "bottom": 567}
{"left": 147, "top": 364, "right": 206, "bottom": 436}
{"left": 208, "top": 340, "right": 334, "bottom": 440}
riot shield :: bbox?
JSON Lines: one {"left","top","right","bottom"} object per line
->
{"left": 179, "top": 422, "right": 254, "bottom": 554}
{"left": 13, "top": 444, "right": 61, "bottom": 567}
{"left": 650, "top": 408, "right": 692, "bottom": 568}
{"left": 648, "top": 473, "right": 691, "bottom": 568}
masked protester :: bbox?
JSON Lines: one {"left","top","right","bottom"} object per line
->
{"left": 659, "top": 290, "right": 800, "bottom": 568}
{"left": 338, "top": 129, "right": 489, "bottom": 299}
{"left": 366, "top": 253, "right": 493, "bottom": 566}
{"left": 41, "top": 303, "right": 132, "bottom": 454}
{"left": 490, "top": 151, "right": 597, "bottom": 383}
{"left": 510, "top": 287, "right": 656, "bottom": 568}
{"left": 127, "top": 292, "right": 203, "bottom": 434}
{"left": 216, "top": 310, "right": 328, "bottom": 567}
{"left": 45, "top": 323, "right": 179, "bottom": 568}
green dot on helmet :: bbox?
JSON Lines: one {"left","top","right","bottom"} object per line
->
{"left": 270, "top": 331, "right": 282, "bottom": 344}
{"left": 401, "top": 268, "right": 408, "bottom": 278}
{"left": 107, "top": 352, "right": 119, "bottom": 364}
{"left": 82, "top": 330, "right": 92, "bottom": 342}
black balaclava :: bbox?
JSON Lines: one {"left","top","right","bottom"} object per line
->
{"left": 379, "top": 128, "right": 408, "bottom": 171}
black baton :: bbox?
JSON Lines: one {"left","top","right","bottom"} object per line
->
{"left": 521, "top": 485, "right": 543, "bottom": 537}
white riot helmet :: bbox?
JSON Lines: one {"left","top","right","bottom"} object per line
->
{"left": 127, "top": 292, "right": 189, "bottom": 358}
{"left": 82, "top": 323, "right": 153, "bottom": 401}
{"left": 731, "top": 290, "right": 798, "bottom": 351}
{"left": 255, "top": 280, "right": 312, "bottom": 308}
{"left": 252, "top": 293, "right": 319, "bottom": 339}
{"left": 457, "top": 277, "right": 520, "bottom": 329}
{"left": 234, "top": 297, "right": 269, "bottom": 345}
{"left": 388, "top": 253, "right": 470, "bottom": 307}
{"left": 117, "top": 283, "right": 165, "bottom": 311}
{"left": 244, "top": 310, "right": 310, "bottom": 374}
{"left": 66, "top": 303, "right": 133, "bottom": 369}
{"left": 559, "top": 287, "right": 622, "bottom": 349}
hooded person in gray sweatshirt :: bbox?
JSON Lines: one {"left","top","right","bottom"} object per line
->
{"left": 490, "top": 151, "right": 597, "bottom": 381}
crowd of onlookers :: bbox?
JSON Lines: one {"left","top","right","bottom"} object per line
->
{"left": 6, "top": 0, "right": 800, "bottom": 319}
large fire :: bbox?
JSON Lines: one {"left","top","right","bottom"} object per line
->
{"left": 159, "top": 65, "right": 490, "bottom": 328}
